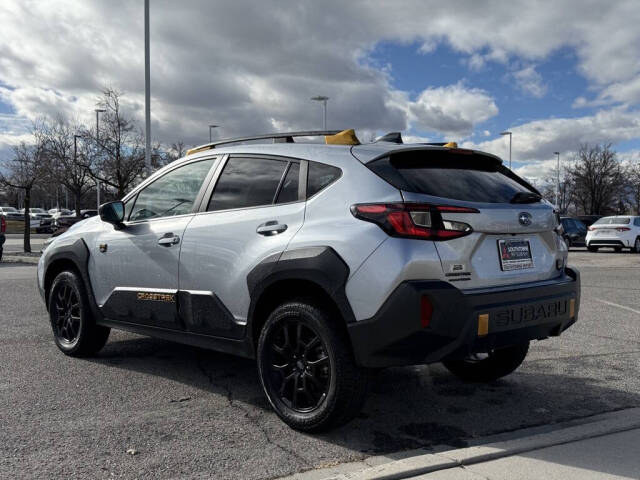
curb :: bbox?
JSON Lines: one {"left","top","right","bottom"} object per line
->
{"left": 2, "top": 255, "right": 40, "bottom": 265}
{"left": 280, "top": 408, "right": 640, "bottom": 480}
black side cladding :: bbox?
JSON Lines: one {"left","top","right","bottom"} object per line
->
{"left": 246, "top": 246, "right": 354, "bottom": 335}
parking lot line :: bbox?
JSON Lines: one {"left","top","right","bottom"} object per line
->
{"left": 593, "top": 298, "right": 640, "bottom": 316}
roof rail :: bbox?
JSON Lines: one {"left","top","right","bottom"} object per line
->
{"left": 186, "top": 130, "right": 342, "bottom": 155}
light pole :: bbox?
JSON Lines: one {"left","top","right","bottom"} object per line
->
{"left": 209, "top": 124, "right": 219, "bottom": 143}
{"left": 311, "top": 96, "right": 329, "bottom": 130}
{"left": 74, "top": 134, "right": 82, "bottom": 213}
{"left": 500, "top": 131, "right": 512, "bottom": 169}
{"left": 95, "top": 109, "right": 106, "bottom": 208}
{"left": 554, "top": 151, "right": 561, "bottom": 208}
{"left": 144, "top": 0, "right": 151, "bottom": 174}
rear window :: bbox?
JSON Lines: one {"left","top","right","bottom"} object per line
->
{"left": 369, "top": 152, "right": 534, "bottom": 203}
{"left": 593, "top": 216, "right": 631, "bottom": 225}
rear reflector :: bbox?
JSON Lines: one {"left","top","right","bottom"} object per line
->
{"left": 570, "top": 299, "right": 575, "bottom": 318}
{"left": 351, "top": 203, "right": 478, "bottom": 241}
{"left": 420, "top": 296, "right": 433, "bottom": 328}
{"left": 477, "top": 314, "right": 489, "bottom": 336}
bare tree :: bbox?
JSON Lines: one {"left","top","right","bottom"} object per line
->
{"left": 565, "top": 143, "right": 625, "bottom": 215}
{"left": 163, "top": 140, "right": 187, "bottom": 164}
{"left": 40, "top": 116, "right": 94, "bottom": 216}
{"left": 86, "top": 87, "right": 147, "bottom": 198}
{"left": 0, "top": 140, "right": 47, "bottom": 252}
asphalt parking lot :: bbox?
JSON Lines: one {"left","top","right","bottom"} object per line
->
{"left": 1, "top": 248, "right": 639, "bottom": 479}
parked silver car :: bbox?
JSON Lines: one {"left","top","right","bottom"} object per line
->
{"left": 37, "top": 130, "right": 580, "bottom": 431}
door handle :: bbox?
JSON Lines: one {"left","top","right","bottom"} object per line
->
{"left": 158, "top": 233, "right": 180, "bottom": 247}
{"left": 256, "top": 221, "right": 288, "bottom": 236}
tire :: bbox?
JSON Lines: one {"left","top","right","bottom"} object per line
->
{"left": 48, "top": 270, "right": 110, "bottom": 357}
{"left": 0, "top": 247, "right": 3, "bottom": 262}
{"left": 633, "top": 237, "right": 640, "bottom": 254}
{"left": 257, "top": 301, "right": 370, "bottom": 432}
{"left": 442, "top": 342, "right": 529, "bottom": 383}
{"left": 587, "top": 245, "right": 598, "bottom": 252}
{"left": 614, "top": 246, "right": 623, "bottom": 253}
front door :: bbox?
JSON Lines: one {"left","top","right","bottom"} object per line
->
{"left": 88, "top": 158, "right": 217, "bottom": 329}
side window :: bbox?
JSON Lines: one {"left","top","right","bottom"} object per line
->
{"left": 129, "top": 159, "right": 214, "bottom": 221}
{"left": 276, "top": 162, "right": 300, "bottom": 204}
{"left": 307, "top": 162, "right": 341, "bottom": 198}
{"left": 123, "top": 195, "right": 136, "bottom": 221}
{"left": 635, "top": 218, "right": 640, "bottom": 227}
{"left": 208, "top": 157, "right": 288, "bottom": 211}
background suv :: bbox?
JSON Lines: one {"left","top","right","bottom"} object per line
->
{"left": 37, "top": 130, "right": 580, "bottom": 431}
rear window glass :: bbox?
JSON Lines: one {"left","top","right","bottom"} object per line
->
{"left": 307, "top": 162, "right": 341, "bottom": 198}
{"left": 388, "top": 155, "right": 531, "bottom": 203}
{"left": 593, "top": 216, "right": 631, "bottom": 225}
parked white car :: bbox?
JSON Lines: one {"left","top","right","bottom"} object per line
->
{"left": 586, "top": 215, "right": 640, "bottom": 253}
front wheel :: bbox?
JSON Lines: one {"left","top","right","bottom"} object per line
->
{"left": 443, "top": 342, "right": 529, "bottom": 382}
{"left": 257, "top": 302, "right": 369, "bottom": 432}
{"left": 633, "top": 237, "right": 640, "bottom": 254}
{"left": 48, "top": 270, "right": 110, "bottom": 357}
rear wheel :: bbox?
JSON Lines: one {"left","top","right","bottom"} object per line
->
{"left": 614, "top": 246, "right": 623, "bottom": 253}
{"left": 633, "top": 237, "right": 640, "bottom": 254}
{"left": 587, "top": 245, "right": 598, "bottom": 252}
{"left": 257, "top": 301, "right": 369, "bottom": 432}
{"left": 48, "top": 270, "right": 110, "bottom": 357}
{"left": 443, "top": 342, "right": 529, "bottom": 382}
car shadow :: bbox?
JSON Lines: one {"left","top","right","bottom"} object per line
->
{"left": 85, "top": 333, "right": 640, "bottom": 459}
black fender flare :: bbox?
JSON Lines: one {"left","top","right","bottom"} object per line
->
{"left": 246, "top": 246, "right": 355, "bottom": 343}
{"left": 43, "top": 238, "right": 102, "bottom": 320}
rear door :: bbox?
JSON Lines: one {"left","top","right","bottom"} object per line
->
{"left": 178, "top": 155, "right": 306, "bottom": 337}
{"left": 369, "top": 150, "right": 562, "bottom": 289}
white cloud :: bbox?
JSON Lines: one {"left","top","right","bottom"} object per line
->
{"left": 462, "top": 108, "right": 640, "bottom": 182}
{"left": 0, "top": 0, "right": 639, "bottom": 154}
{"left": 511, "top": 66, "right": 547, "bottom": 98}
{"left": 408, "top": 83, "right": 498, "bottom": 137}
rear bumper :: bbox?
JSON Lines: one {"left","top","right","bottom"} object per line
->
{"left": 348, "top": 267, "right": 580, "bottom": 368}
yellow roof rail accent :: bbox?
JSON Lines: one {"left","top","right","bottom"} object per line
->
{"left": 443, "top": 142, "right": 458, "bottom": 148}
{"left": 325, "top": 129, "right": 360, "bottom": 145}
{"left": 186, "top": 145, "right": 213, "bottom": 156}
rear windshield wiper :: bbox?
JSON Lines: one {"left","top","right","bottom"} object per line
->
{"left": 510, "top": 192, "right": 542, "bottom": 204}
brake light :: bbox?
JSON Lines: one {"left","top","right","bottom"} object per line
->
{"left": 616, "top": 227, "right": 631, "bottom": 232}
{"left": 351, "top": 203, "right": 478, "bottom": 240}
{"left": 0, "top": 216, "right": 5, "bottom": 233}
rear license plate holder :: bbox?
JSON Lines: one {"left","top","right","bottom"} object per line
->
{"left": 498, "top": 239, "right": 533, "bottom": 271}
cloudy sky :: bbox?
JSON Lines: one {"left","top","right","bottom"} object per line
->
{"left": 1, "top": 0, "right": 640, "bottom": 183}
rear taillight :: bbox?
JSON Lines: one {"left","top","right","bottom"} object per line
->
{"left": 0, "top": 216, "right": 5, "bottom": 233}
{"left": 588, "top": 226, "right": 594, "bottom": 231}
{"left": 351, "top": 203, "right": 478, "bottom": 240}
{"left": 616, "top": 227, "right": 631, "bottom": 232}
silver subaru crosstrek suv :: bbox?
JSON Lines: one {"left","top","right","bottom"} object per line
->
{"left": 38, "top": 130, "right": 580, "bottom": 431}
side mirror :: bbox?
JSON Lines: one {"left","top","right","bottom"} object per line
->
{"left": 99, "top": 201, "right": 125, "bottom": 228}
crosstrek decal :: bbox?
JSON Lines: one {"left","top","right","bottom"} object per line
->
{"left": 136, "top": 292, "right": 176, "bottom": 302}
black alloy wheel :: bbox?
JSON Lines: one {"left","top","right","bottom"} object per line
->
{"left": 265, "top": 319, "right": 331, "bottom": 412}
{"left": 257, "top": 301, "right": 370, "bottom": 432}
{"left": 48, "top": 270, "right": 110, "bottom": 356}
{"left": 52, "top": 281, "right": 81, "bottom": 346}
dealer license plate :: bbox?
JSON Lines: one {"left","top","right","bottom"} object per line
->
{"left": 498, "top": 239, "right": 533, "bottom": 271}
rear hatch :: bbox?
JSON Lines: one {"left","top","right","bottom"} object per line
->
{"left": 362, "top": 148, "right": 565, "bottom": 289}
